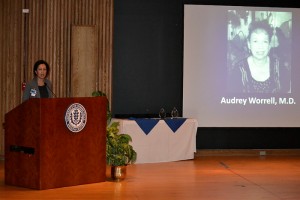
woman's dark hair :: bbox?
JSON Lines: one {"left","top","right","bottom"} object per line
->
{"left": 33, "top": 60, "right": 50, "bottom": 77}
{"left": 248, "top": 20, "right": 273, "bottom": 41}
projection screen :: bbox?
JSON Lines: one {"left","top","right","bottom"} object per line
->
{"left": 183, "top": 5, "right": 300, "bottom": 127}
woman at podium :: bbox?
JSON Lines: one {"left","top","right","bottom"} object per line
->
{"left": 22, "top": 60, "right": 53, "bottom": 102}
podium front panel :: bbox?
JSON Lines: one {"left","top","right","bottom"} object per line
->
{"left": 5, "top": 97, "right": 107, "bottom": 189}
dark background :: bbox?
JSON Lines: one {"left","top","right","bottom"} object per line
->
{"left": 112, "top": 0, "right": 300, "bottom": 149}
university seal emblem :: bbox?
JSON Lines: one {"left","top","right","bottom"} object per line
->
{"left": 65, "top": 103, "right": 87, "bottom": 133}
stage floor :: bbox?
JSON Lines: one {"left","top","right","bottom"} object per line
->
{"left": 1, "top": 153, "right": 300, "bottom": 200}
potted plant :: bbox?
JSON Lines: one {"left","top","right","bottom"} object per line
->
{"left": 92, "top": 91, "right": 137, "bottom": 181}
{"left": 106, "top": 121, "right": 137, "bottom": 181}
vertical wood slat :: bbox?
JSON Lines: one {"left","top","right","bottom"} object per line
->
{"left": 0, "top": 0, "right": 113, "bottom": 156}
{"left": 99, "top": 0, "right": 113, "bottom": 104}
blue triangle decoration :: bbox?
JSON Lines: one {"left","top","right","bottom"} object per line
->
{"left": 164, "top": 118, "right": 187, "bottom": 133}
{"left": 133, "top": 118, "right": 160, "bottom": 135}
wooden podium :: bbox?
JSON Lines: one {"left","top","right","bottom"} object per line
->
{"left": 4, "top": 97, "right": 107, "bottom": 189}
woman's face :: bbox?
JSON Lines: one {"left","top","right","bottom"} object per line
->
{"left": 248, "top": 29, "right": 271, "bottom": 60}
{"left": 35, "top": 64, "right": 47, "bottom": 79}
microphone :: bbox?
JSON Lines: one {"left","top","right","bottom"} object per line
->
{"left": 45, "top": 82, "right": 57, "bottom": 98}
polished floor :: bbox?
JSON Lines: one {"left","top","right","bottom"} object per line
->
{"left": 1, "top": 153, "right": 300, "bottom": 200}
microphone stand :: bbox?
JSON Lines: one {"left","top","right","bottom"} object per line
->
{"left": 45, "top": 83, "right": 57, "bottom": 98}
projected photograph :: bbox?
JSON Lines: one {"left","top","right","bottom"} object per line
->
{"left": 184, "top": 5, "right": 300, "bottom": 127}
{"left": 227, "top": 10, "right": 292, "bottom": 93}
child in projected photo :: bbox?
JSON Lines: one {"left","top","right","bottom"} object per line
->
{"left": 228, "top": 20, "right": 291, "bottom": 93}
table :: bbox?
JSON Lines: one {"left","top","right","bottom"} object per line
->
{"left": 112, "top": 118, "right": 198, "bottom": 164}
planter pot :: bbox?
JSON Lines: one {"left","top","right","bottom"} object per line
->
{"left": 111, "top": 165, "right": 127, "bottom": 181}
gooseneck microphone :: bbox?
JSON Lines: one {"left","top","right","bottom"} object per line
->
{"left": 44, "top": 82, "right": 57, "bottom": 98}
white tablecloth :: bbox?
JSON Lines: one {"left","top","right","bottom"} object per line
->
{"left": 112, "top": 118, "right": 198, "bottom": 164}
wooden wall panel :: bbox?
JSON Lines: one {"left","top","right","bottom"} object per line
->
{"left": 71, "top": 26, "right": 97, "bottom": 97}
{"left": 0, "top": 0, "right": 113, "bottom": 156}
